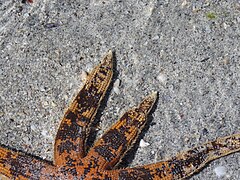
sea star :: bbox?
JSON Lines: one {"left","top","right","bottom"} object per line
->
{"left": 0, "top": 50, "right": 239, "bottom": 180}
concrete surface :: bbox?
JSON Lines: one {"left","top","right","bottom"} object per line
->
{"left": 0, "top": 0, "right": 239, "bottom": 179}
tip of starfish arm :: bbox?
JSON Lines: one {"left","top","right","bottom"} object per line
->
{"left": 101, "top": 50, "right": 113, "bottom": 66}
{"left": 107, "top": 49, "right": 113, "bottom": 55}
{"left": 150, "top": 91, "right": 158, "bottom": 99}
{"left": 138, "top": 92, "right": 158, "bottom": 114}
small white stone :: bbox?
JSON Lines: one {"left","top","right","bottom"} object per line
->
{"left": 181, "top": 0, "right": 188, "bottom": 7}
{"left": 41, "top": 130, "right": 48, "bottom": 137}
{"left": 51, "top": 101, "right": 57, "bottom": 107}
{"left": 80, "top": 71, "right": 88, "bottom": 82}
{"left": 152, "top": 35, "right": 159, "bottom": 40}
{"left": 42, "top": 101, "right": 48, "bottom": 107}
{"left": 139, "top": 139, "right": 150, "bottom": 148}
{"left": 31, "top": 124, "right": 36, "bottom": 131}
{"left": 214, "top": 166, "right": 227, "bottom": 178}
{"left": 159, "top": 50, "right": 165, "bottom": 58}
{"left": 223, "top": 22, "right": 229, "bottom": 29}
{"left": 40, "top": 86, "right": 46, "bottom": 92}
{"left": 23, "top": 137, "right": 29, "bottom": 144}
{"left": 85, "top": 63, "right": 93, "bottom": 72}
{"left": 157, "top": 72, "right": 167, "bottom": 84}
{"left": 63, "top": 94, "right": 68, "bottom": 101}
{"left": 113, "top": 79, "right": 121, "bottom": 94}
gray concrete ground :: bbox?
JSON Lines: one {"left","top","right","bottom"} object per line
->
{"left": 0, "top": 0, "right": 239, "bottom": 179}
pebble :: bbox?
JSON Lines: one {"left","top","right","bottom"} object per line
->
{"left": 214, "top": 166, "right": 227, "bottom": 178}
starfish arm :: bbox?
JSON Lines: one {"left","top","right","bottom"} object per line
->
{"left": 0, "top": 145, "right": 56, "bottom": 179}
{"left": 54, "top": 50, "right": 113, "bottom": 166}
{"left": 83, "top": 92, "right": 157, "bottom": 171}
{"left": 106, "top": 134, "right": 240, "bottom": 180}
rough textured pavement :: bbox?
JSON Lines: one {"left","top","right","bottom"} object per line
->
{"left": 0, "top": 1, "right": 239, "bottom": 179}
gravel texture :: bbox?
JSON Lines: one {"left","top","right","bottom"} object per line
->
{"left": 0, "top": 0, "right": 239, "bottom": 179}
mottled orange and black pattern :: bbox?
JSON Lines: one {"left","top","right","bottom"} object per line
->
{"left": 0, "top": 50, "right": 239, "bottom": 180}
{"left": 54, "top": 50, "right": 113, "bottom": 167}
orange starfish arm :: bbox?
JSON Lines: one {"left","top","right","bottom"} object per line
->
{"left": 54, "top": 50, "right": 113, "bottom": 166}
{"left": 83, "top": 92, "right": 157, "bottom": 171}
{"left": 0, "top": 146, "right": 56, "bottom": 179}
{"left": 105, "top": 133, "right": 240, "bottom": 179}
